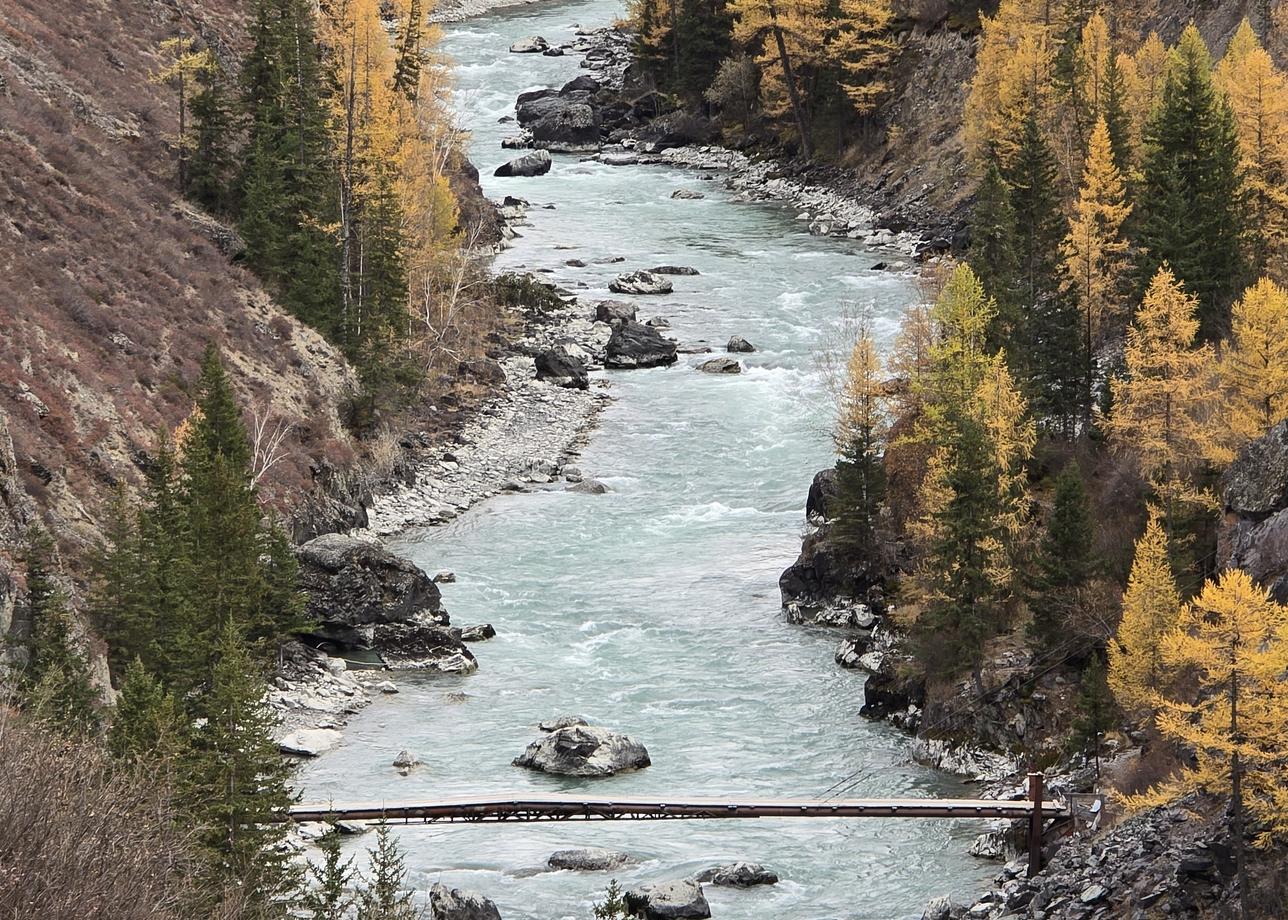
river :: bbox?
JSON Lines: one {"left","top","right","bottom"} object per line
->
{"left": 297, "top": 1, "right": 995, "bottom": 916}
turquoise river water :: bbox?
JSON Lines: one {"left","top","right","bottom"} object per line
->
{"left": 298, "top": 1, "right": 995, "bottom": 916}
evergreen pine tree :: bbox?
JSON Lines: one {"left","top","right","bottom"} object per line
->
{"left": 91, "top": 486, "right": 147, "bottom": 678}
{"left": 594, "top": 881, "right": 631, "bottom": 920}
{"left": 136, "top": 431, "right": 195, "bottom": 685}
{"left": 1028, "top": 464, "right": 1098, "bottom": 649}
{"left": 968, "top": 158, "right": 1019, "bottom": 341}
{"left": 17, "top": 528, "right": 100, "bottom": 734}
{"left": 181, "top": 620, "right": 297, "bottom": 912}
{"left": 1100, "top": 48, "right": 1133, "bottom": 178}
{"left": 832, "top": 329, "right": 886, "bottom": 563}
{"left": 1134, "top": 25, "right": 1248, "bottom": 341}
{"left": 1006, "top": 107, "right": 1066, "bottom": 322}
{"left": 301, "top": 831, "right": 356, "bottom": 920}
{"left": 391, "top": 0, "right": 425, "bottom": 101}
{"left": 188, "top": 53, "right": 236, "bottom": 213}
{"left": 107, "top": 657, "right": 187, "bottom": 767}
{"left": 355, "top": 825, "right": 419, "bottom": 920}
{"left": 1070, "top": 651, "right": 1115, "bottom": 778}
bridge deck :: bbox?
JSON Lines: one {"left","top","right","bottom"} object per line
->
{"left": 289, "top": 792, "right": 1069, "bottom": 825}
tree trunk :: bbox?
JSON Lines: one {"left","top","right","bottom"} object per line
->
{"left": 766, "top": 3, "right": 812, "bottom": 160}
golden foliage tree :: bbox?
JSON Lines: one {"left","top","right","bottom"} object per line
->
{"left": 1107, "top": 510, "right": 1181, "bottom": 715}
{"left": 831, "top": 0, "right": 898, "bottom": 118}
{"left": 1214, "top": 19, "right": 1288, "bottom": 282}
{"left": 964, "top": 1, "right": 1057, "bottom": 165}
{"left": 1125, "top": 568, "right": 1288, "bottom": 901}
{"left": 1121, "top": 31, "right": 1170, "bottom": 167}
{"left": 1108, "top": 267, "right": 1220, "bottom": 510}
{"left": 1220, "top": 278, "right": 1288, "bottom": 446}
{"left": 1061, "top": 116, "right": 1132, "bottom": 404}
{"left": 150, "top": 36, "right": 219, "bottom": 193}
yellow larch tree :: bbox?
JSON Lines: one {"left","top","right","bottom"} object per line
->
{"left": 1220, "top": 278, "right": 1288, "bottom": 446}
{"left": 1214, "top": 20, "right": 1288, "bottom": 282}
{"left": 1108, "top": 267, "right": 1220, "bottom": 515}
{"left": 1122, "top": 31, "right": 1169, "bottom": 165}
{"left": 973, "top": 353, "right": 1036, "bottom": 593}
{"left": 831, "top": 326, "right": 888, "bottom": 557}
{"left": 830, "top": 0, "right": 898, "bottom": 119}
{"left": 1073, "top": 11, "right": 1113, "bottom": 133}
{"left": 964, "top": 1, "right": 1057, "bottom": 165}
{"left": 731, "top": 0, "right": 815, "bottom": 155}
{"left": 922, "top": 262, "right": 998, "bottom": 422}
{"left": 1107, "top": 509, "right": 1180, "bottom": 715}
{"left": 1125, "top": 568, "right": 1288, "bottom": 894}
{"left": 1061, "top": 116, "right": 1132, "bottom": 402}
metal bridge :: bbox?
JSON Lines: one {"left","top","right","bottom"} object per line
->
{"left": 291, "top": 775, "right": 1071, "bottom": 876}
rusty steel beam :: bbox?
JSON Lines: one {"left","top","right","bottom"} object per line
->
{"left": 286, "top": 793, "right": 1069, "bottom": 826}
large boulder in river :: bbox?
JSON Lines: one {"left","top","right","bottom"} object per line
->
{"left": 634, "top": 111, "right": 718, "bottom": 153}
{"left": 509, "top": 36, "right": 548, "bottom": 53}
{"left": 296, "top": 533, "right": 446, "bottom": 649}
{"left": 530, "top": 102, "right": 601, "bottom": 152}
{"left": 512, "top": 724, "right": 651, "bottom": 776}
{"left": 695, "top": 863, "right": 779, "bottom": 887}
{"left": 429, "top": 883, "right": 502, "bottom": 920}
{"left": 494, "top": 150, "right": 551, "bottom": 177}
{"left": 560, "top": 74, "right": 601, "bottom": 95}
{"left": 697, "top": 357, "right": 740, "bottom": 374}
{"left": 1220, "top": 420, "right": 1288, "bottom": 601}
{"left": 605, "top": 320, "right": 678, "bottom": 369}
{"left": 534, "top": 347, "right": 589, "bottom": 390}
{"left": 374, "top": 614, "right": 478, "bottom": 672}
{"left": 726, "top": 335, "right": 756, "bottom": 353}
{"left": 625, "top": 879, "right": 710, "bottom": 920}
{"left": 610, "top": 270, "right": 673, "bottom": 295}
{"left": 547, "top": 847, "right": 631, "bottom": 871}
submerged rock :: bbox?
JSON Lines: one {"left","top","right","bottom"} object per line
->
{"left": 460, "top": 623, "right": 496, "bottom": 642}
{"left": 609, "top": 270, "right": 673, "bottom": 295}
{"left": 671, "top": 188, "right": 705, "bottom": 199}
{"left": 428, "top": 883, "right": 502, "bottom": 920}
{"left": 494, "top": 150, "right": 551, "bottom": 177}
{"left": 726, "top": 335, "right": 756, "bottom": 353}
{"left": 605, "top": 321, "right": 677, "bottom": 369}
{"left": 695, "top": 863, "right": 778, "bottom": 887}
{"left": 625, "top": 879, "right": 710, "bottom": 920}
{"left": 547, "top": 847, "right": 631, "bottom": 871}
{"left": 512, "top": 724, "right": 650, "bottom": 776}
{"left": 392, "top": 750, "right": 422, "bottom": 769}
{"left": 649, "top": 265, "right": 700, "bottom": 275}
{"left": 567, "top": 479, "right": 610, "bottom": 494}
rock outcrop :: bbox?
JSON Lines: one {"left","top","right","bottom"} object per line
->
{"left": 697, "top": 357, "right": 741, "bottom": 374}
{"left": 594, "top": 300, "right": 637, "bottom": 325}
{"left": 1220, "top": 420, "right": 1288, "bottom": 601}
{"left": 429, "top": 883, "right": 502, "bottom": 920}
{"left": 625, "top": 879, "right": 710, "bottom": 920}
{"left": 375, "top": 615, "right": 478, "bottom": 672}
{"left": 605, "top": 321, "right": 678, "bottom": 369}
{"left": 512, "top": 724, "right": 651, "bottom": 776}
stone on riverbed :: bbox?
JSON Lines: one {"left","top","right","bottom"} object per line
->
{"left": 429, "top": 883, "right": 502, "bottom": 920}
{"left": 494, "top": 150, "right": 551, "bottom": 177}
{"left": 625, "top": 879, "right": 710, "bottom": 920}
{"left": 374, "top": 615, "right": 478, "bottom": 672}
{"left": 513, "top": 724, "right": 650, "bottom": 776}
{"left": 567, "top": 479, "right": 610, "bottom": 494}
{"left": 649, "top": 265, "right": 700, "bottom": 276}
{"left": 534, "top": 347, "right": 589, "bottom": 390}
{"left": 671, "top": 188, "right": 705, "bottom": 199}
{"left": 697, "top": 357, "right": 741, "bottom": 374}
{"left": 547, "top": 847, "right": 631, "bottom": 871}
{"left": 392, "top": 749, "right": 422, "bottom": 770}
{"left": 609, "top": 270, "right": 673, "bottom": 295}
{"left": 726, "top": 335, "right": 756, "bottom": 353}
{"left": 605, "top": 321, "right": 677, "bottom": 369}
{"left": 594, "top": 300, "right": 636, "bottom": 325}
{"left": 278, "top": 727, "right": 343, "bottom": 758}
{"left": 695, "top": 863, "right": 779, "bottom": 887}
{"left": 460, "top": 623, "right": 496, "bottom": 642}
{"left": 509, "top": 36, "right": 548, "bottom": 53}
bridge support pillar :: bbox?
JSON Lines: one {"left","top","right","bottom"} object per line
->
{"left": 1027, "top": 772, "right": 1044, "bottom": 879}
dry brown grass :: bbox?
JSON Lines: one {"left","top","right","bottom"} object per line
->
{"left": 0, "top": 710, "right": 247, "bottom": 920}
